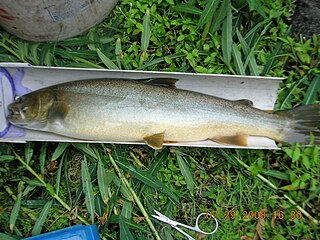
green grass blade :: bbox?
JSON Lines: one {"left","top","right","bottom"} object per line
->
{"left": 141, "top": 8, "right": 151, "bottom": 52}
{"left": 236, "top": 30, "right": 259, "bottom": 75}
{"left": 55, "top": 153, "right": 65, "bottom": 195}
{"left": 31, "top": 200, "right": 53, "bottom": 236}
{"left": 261, "top": 27, "right": 291, "bottom": 75}
{"left": 139, "top": 53, "right": 185, "bottom": 69}
{"left": 247, "top": 0, "right": 266, "bottom": 18}
{"left": 148, "top": 148, "right": 169, "bottom": 175}
{"left": 74, "top": 164, "right": 97, "bottom": 207}
{"left": 263, "top": 170, "right": 290, "bottom": 181}
{"left": 198, "top": 0, "right": 220, "bottom": 28}
{"left": 176, "top": 155, "right": 196, "bottom": 192}
{"left": 114, "top": 158, "right": 179, "bottom": 202}
{"left": 113, "top": 174, "right": 134, "bottom": 202}
{"left": 221, "top": 0, "right": 232, "bottom": 66}
{"left": 209, "top": 0, "right": 228, "bottom": 33}
{"left": 109, "top": 215, "right": 149, "bottom": 233}
{"left": 9, "top": 192, "right": 22, "bottom": 233}
{"left": 115, "top": 38, "right": 122, "bottom": 69}
{"left": 119, "top": 216, "right": 135, "bottom": 240}
{"left": 94, "top": 195, "right": 104, "bottom": 216}
{"left": 121, "top": 201, "right": 133, "bottom": 219}
{"left": 73, "top": 143, "right": 98, "bottom": 160}
{"left": 97, "top": 48, "right": 119, "bottom": 69}
{"left": 173, "top": 4, "right": 202, "bottom": 15}
{"left": 0, "top": 233, "right": 17, "bottom": 240}
{"left": 140, "top": 8, "right": 151, "bottom": 67}
{"left": 51, "top": 143, "right": 70, "bottom": 161}
{"left": 97, "top": 157, "right": 110, "bottom": 203}
{"left": 39, "top": 143, "right": 48, "bottom": 175}
{"left": 303, "top": 76, "right": 320, "bottom": 105}
{"left": 231, "top": 43, "right": 246, "bottom": 75}
{"left": 243, "top": 21, "right": 264, "bottom": 48}
{"left": 63, "top": 156, "right": 72, "bottom": 207}
{"left": 280, "top": 77, "right": 305, "bottom": 110}
{"left": 81, "top": 157, "right": 95, "bottom": 223}
{"left": 25, "top": 142, "right": 34, "bottom": 165}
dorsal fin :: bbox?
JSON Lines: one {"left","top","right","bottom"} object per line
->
{"left": 234, "top": 99, "right": 254, "bottom": 107}
{"left": 139, "top": 78, "right": 178, "bottom": 88}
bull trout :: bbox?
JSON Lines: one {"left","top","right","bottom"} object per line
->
{"left": 6, "top": 78, "right": 320, "bottom": 148}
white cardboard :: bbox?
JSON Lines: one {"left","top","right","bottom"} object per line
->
{"left": 0, "top": 64, "right": 282, "bottom": 149}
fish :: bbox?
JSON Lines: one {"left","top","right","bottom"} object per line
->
{"left": 6, "top": 78, "right": 320, "bottom": 149}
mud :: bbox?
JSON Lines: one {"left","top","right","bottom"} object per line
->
{"left": 291, "top": 0, "right": 320, "bottom": 37}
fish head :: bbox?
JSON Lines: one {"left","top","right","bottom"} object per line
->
{"left": 7, "top": 90, "right": 55, "bottom": 130}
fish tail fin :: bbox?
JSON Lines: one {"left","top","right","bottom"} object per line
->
{"left": 276, "top": 104, "right": 320, "bottom": 145}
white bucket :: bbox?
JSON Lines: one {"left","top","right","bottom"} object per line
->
{"left": 0, "top": 0, "right": 119, "bottom": 42}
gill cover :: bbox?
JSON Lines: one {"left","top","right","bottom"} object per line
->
{"left": 7, "top": 90, "right": 58, "bottom": 130}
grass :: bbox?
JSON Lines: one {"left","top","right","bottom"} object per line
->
{"left": 0, "top": 0, "right": 320, "bottom": 239}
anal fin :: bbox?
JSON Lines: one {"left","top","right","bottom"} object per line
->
{"left": 211, "top": 134, "right": 248, "bottom": 146}
{"left": 144, "top": 132, "right": 165, "bottom": 149}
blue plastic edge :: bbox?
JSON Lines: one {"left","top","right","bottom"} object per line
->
{"left": 24, "top": 225, "right": 100, "bottom": 240}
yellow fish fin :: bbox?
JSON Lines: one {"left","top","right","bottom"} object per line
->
{"left": 144, "top": 132, "right": 165, "bottom": 149}
{"left": 211, "top": 134, "right": 248, "bottom": 146}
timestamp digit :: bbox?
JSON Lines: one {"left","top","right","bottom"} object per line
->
{"left": 259, "top": 210, "right": 266, "bottom": 220}
{"left": 242, "top": 210, "right": 248, "bottom": 220}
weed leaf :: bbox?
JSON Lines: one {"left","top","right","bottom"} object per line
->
{"left": 114, "top": 157, "right": 179, "bottom": 202}
{"left": 264, "top": 170, "right": 290, "bottom": 181}
{"left": 141, "top": 8, "right": 151, "bottom": 52}
{"left": 119, "top": 216, "right": 135, "bottom": 240}
{"left": 176, "top": 155, "right": 196, "bottom": 191}
{"left": 231, "top": 43, "right": 246, "bottom": 75}
{"left": 9, "top": 192, "right": 22, "bottom": 233}
{"left": 81, "top": 157, "right": 95, "bottom": 223}
{"left": 198, "top": 0, "right": 220, "bottom": 28}
{"left": 97, "top": 48, "right": 119, "bottom": 69}
{"left": 73, "top": 143, "right": 98, "bottom": 160}
{"left": 173, "top": 4, "right": 202, "bottom": 15}
{"left": 221, "top": 0, "right": 232, "bottom": 66}
{"left": 55, "top": 153, "right": 65, "bottom": 195}
{"left": 31, "top": 200, "right": 53, "bottom": 236}
{"left": 51, "top": 143, "right": 69, "bottom": 160}
{"left": 210, "top": 0, "right": 228, "bottom": 33}
{"left": 97, "top": 157, "right": 110, "bottom": 203}
{"left": 262, "top": 27, "right": 291, "bottom": 75}
{"left": 39, "top": 143, "right": 48, "bottom": 174}
{"left": 148, "top": 148, "right": 169, "bottom": 175}
{"left": 303, "top": 76, "right": 320, "bottom": 105}
{"left": 115, "top": 38, "right": 122, "bottom": 69}
{"left": 121, "top": 201, "right": 133, "bottom": 219}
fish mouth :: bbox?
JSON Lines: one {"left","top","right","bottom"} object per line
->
{"left": 7, "top": 107, "right": 26, "bottom": 125}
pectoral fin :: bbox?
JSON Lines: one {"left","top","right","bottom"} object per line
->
{"left": 211, "top": 134, "right": 248, "bottom": 146}
{"left": 144, "top": 132, "right": 165, "bottom": 149}
{"left": 48, "top": 102, "right": 69, "bottom": 124}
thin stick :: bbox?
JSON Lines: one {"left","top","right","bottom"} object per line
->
{"left": 108, "top": 153, "right": 162, "bottom": 240}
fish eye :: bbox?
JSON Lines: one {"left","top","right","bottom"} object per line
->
{"left": 15, "top": 97, "right": 23, "bottom": 103}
